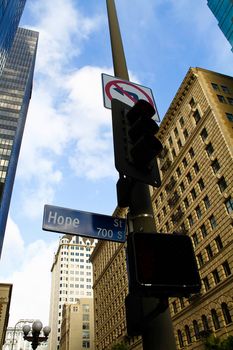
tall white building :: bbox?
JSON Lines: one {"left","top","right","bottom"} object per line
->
{"left": 48, "top": 235, "right": 96, "bottom": 350}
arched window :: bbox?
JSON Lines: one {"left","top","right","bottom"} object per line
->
{"left": 201, "top": 314, "right": 210, "bottom": 331}
{"left": 211, "top": 309, "right": 220, "bottom": 330}
{"left": 177, "top": 329, "right": 184, "bottom": 348}
{"left": 193, "top": 320, "right": 200, "bottom": 340}
{"left": 221, "top": 302, "right": 232, "bottom": 325}
{"left": 185, "top": 325, "right": 192, "bottom": 344}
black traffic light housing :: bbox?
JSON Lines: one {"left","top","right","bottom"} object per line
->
{"left": 127, "top": 232, "right": 201, "bottom": 297}
{"left": 111, "top": 99, "right": 162, "bottom": 187}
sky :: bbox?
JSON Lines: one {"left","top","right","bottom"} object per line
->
{"left": 0, "top": 0, "right": 233, "bottom": 327}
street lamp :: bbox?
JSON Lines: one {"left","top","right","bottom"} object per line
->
{"left": 22, "top": 320, "right": 51, "bottom": 350}
{"left": 10, "top": 319, "right": 34, "bottom": 350}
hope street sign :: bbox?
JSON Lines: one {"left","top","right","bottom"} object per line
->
{"left": 42, "top": 205, "right": 126, "bottom": 243}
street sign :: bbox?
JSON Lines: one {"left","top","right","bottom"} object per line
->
{"left": 42, "top": 205, "right": 126, "bottom": 243}
{"left": 102, "top": 73, "right": 160, "bottom": 122}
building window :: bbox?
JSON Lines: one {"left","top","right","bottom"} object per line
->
{"left": 179, "top": 297, "right": 185, "bottom": 309}
{"left": 182, "top": 158, "right": 188, "bottom": 168}
{"left": 226, "top": 112, "right": 233, "bottom": 122}
{"left": 176, "top": 167, "right": 181, "bottom": 177}
{"left": 183, "top": 129, "right": 189, "bottom": 140}
{"left": 200, "top": 128, "right": 208, "bottom": 141}
{"left": 177, "top": 139, "right": 182, "bottom": 149}
{"left": 193, "top": 320, "right": 200, "bottom": 340}
{"left": 188, "top": 214, "right": 194, "bottom": 227}
{"left": 221, "top": 303, "right": 232, "bottom": 325}
{"left": 198, "top": 178, "right": 205, "bottom": 191}
{"left": 222, "top": 260, "right": 231, "bottom": 277}
{"left": 162, "top": 206, "right": 167, "bottom": 216}
{"left": 179, "top": 116, "right": 185, "bottom": 127}
{"left": 82, "top": 341, "right": 90, "bottom": 348}
{"left": 215, "top": 235, "right": 223, "bottom": 251}
{"left": 191, "top": 188, "right": 197, "bottom": 200}
{"left": 218, "top": 176, "right": 227, "bottom": 193}
{"left": 217, "top": 94, "right": 226, "bottom": 103}
{"left": 160, "top": 192, "right": 164, "bottom": 202}
{"left": 168, "top": 136, "right": 173, "bottom": 146}
{"left": 189, "top": 147, "right": 195, "bottom": 158}
{"left": 172, "top": 148, "right": 176, "bottom": 158}
{"left": 227, "top": 97, "right": 233, "bottom": 105}
{"left": 189, "top": 97, "right": 195, "bottom": 107}
{"left": 211, "top": 158, "right": 220, "bottom": 173}
{"left": 185, "top": 325, "right": 192, "bottom": 344}
{"left": 203, "top": 276, "right": 210, "bottom": 291}
{"left": 193, "top": 162, "right": 200, "bottom": 174}
{"left": 206, "top": 244, "right": 213, "bottom": 259}
{"left": 192, "top": 232, "right": 199, "bottom": 246}
{"left": 180, "top": 181, "right": 185, "bottom": 193}
{"left": 184, "top": 197, "right": 189, "bottom": 209}
{"left": 187, "top": 172, "right": 192, "bottom": 183}
{"left": 209, "top": 215, "right": 217, "bottom": 229}
{"left": 203, "top": 195, "right": 211, "bottom": 209}
{"left": 221, "top": 85, "right": 230, "bottom": 93}
{"left": 197, "top": 253, "right": 204, "bottom": 267}
{"left": 225, "top": 197, "right": 233, "bottom": 214}
{"left": 195, "top": 205, "right": 202, "bottom": 219}
{"left": 211, "top": 309, "right": 220, "bottom": 330}
{"left": 177, "top": 330, "right": 184, "bottom": 348}
{"left": 172, "top": 301, "right": 178, "bottom": 314}
{"left": 174, "top": 127, "right": 179, "bottom": 137}
{"left": 193, "top": 109, "right": 201, "bottom": 124}
{"left": 202, "top": 315, "right": 210, "bottom": 331}
{"left": 211, "top": 83, "right": 219, "bottom": 91}
{"left": 201, "top": 224, "right": 208, "bottom": 238}
{"left": 206, "top": 143, "right": 214, "bottom": 156}
{"left": 212, "top": 269, "right": 220, "bottom": 285}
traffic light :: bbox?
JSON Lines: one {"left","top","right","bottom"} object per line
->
{"left": 127, "top": 232, "right": 201, "bottom": 297}
{"left": 111, "top": 99, "right": 162, "bottom": 186}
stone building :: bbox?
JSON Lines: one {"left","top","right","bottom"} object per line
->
{"left": 91, "top": 67, "right": 233, "bottom": 350}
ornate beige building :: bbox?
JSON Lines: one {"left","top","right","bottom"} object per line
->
{"left": 91, "top": 67, "right": 233, "bottom": 350}
{"left": 60, "top": 298, "right": 94, "bottom": 350}
{"left": 0, "top": 283, "right": 12, "bottom": 348}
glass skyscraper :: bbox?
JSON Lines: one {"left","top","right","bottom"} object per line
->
{"left": 207, "top": 0, "right": 233, "bottom": 52}
{"left": 0, "top": 27, "right": 38, "bottom": 257}
{"left": 0, "top": 0, "right": 27, "bottom": 75}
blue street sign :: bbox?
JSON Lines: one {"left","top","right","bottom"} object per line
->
{"left": 42, "top": 205, "right": 126, "bottom": 243}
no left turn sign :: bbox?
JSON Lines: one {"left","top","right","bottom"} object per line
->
{"left": 101, "top": 73, "right": 160, "bottom": 122}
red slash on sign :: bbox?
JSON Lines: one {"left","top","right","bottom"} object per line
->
{"left": 101, "top": 73, "right": 160, "bottom": 122}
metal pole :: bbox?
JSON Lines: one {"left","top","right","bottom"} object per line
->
{"left": 106, "top": 1, "right": 177, "bottom": 349}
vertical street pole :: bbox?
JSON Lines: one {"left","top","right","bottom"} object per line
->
{"left": 106, "top": 1, "right": 177, "bottom": 349}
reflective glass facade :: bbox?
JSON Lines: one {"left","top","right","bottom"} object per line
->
{"left": 207, "top": 0, "right": 233, "bottom": 52}
{"left": 0, "top": 0, "right": 26, "bottom": 75}
{"left": 0, "top": 27, "right": 38, "bottom": 256}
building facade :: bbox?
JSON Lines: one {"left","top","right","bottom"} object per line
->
{"left": 91, "top": 67, "right": 233, "bottom": 350}
{"left": 60, "top": 298, "right": 94, "bottom": 350}
{"left": 0, "top": 27, "right": 38, "bottom": 257}
{"left": 48, "top": 236, "right": 96, "bottom": 350}
{"left": 0, "top": 283, "right": 12, "bottom": 348}
{"left": 0, "top": 0, "right": 27, "bottom": 75}
{"left": 2, "top": 323, "right": 48, "bottom": 350}
{"left": 207, "top": 0, "right": 233, "bottom": 52}
{"left": 155, "top": 67, "right": 233, "bottom": 349}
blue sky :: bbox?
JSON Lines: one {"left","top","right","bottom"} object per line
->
{"left": 0, "top": 0, "right": 232, "bottom": 326}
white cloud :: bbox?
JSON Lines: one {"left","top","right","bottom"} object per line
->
{"left": 0, "top": 218, "right": 58, "bottom": 326}
{"left": 16, "top": 0, "right": 112, "bottom": 219}
{"left": 63, "top": 66, "right": 115, "bottom": 180}
{"left": 0, "top": 217, "right": 25, "bottom": 273}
